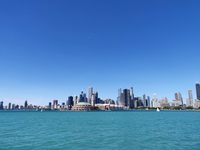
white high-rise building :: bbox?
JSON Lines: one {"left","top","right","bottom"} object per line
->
{"left": 186, "top": 90, "right": 193, "bottom": 107}
{"left": 88, "top": 87, "right": 93, "bottom": 104}
{"left": 152, "top": 93, "right": 160, "bottom": 107}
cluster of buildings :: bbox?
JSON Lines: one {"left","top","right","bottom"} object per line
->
{"left": 1, "top": 83, "right": 200, "bottom": 111}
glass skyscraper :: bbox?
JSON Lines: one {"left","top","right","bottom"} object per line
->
{"left": 196, "top": 82, "right": 200, "bottom": 100}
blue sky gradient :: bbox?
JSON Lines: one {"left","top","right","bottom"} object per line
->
{"left": 0, "top": 0, "right": 200, "bottom": 106}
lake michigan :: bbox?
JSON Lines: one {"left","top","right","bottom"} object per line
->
{"left": 0, "top": 111, "right": 200, "bottom": 150}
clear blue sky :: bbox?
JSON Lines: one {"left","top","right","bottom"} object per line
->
{"left": 0, "top": 0, "right": 200, "bottom": 106}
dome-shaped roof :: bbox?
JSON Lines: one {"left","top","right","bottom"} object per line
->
{"left": 76, "top": 102, "right": 91, "bottom": 106}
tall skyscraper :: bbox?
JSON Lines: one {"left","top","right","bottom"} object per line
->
{"left": 188, "top": 90, "right": 193, "bottom": 99}
{"left": 173, "top": 92, "right": 183, "bottom": 106}
{"left": 24, "top": 100, "right": 28, "bottom": 109}
{"left": 67, "top": 96, "right": 73, "bottom": 110}
{"left": 73, "top": 95, "right": 78, "bottom": 105}
{"left": 94, "top": 91, "right": 98, "bottom": 104}
{"left": 79, "top": 91, "right": 85, "bottom": 102}
{"left": 153, "top": 93, "right": 157, "bottom": 101}
{"left": 143, "top": 94, "right": 146, "bottom": 107}
{"left": 196, "top": 82, "right": 200, "bottom": 100}
{"left": 147, "top": 96, "right": 150, "bottom": 107}
{"left": 49, "top": 102, "right": 52, "bottom": 109}
{"left": 53, "top": 100, "right": 58, "bottom": 109}
{"left": 88, "top": 87, "right": 93, "bottom": 104}
{"left": 130, "top": 87, "right": 134, "bottom": 108}
{"left": 118, "top": 88, "right": 122, "bottom": 97}
{"left": 120, "top": 89, "right": 131, "bottom": 108}
{"left": 0, "top": 101, "right": 3, "bottom": 109}
{"left": 8, "top": 103, "right": 11, "bottom": 110}
{"left": 187, "top": 90, "right": 193, "bottom": 107}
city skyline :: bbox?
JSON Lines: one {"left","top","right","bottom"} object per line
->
{"left": 0, "top": 83, "right": 199, "bottom": 107}
{"left": 1, "top": 0, "right": 200, "bottom": 106}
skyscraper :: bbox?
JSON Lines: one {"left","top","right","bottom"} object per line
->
{"left": 143, "top": 94, "right": 146, "bottom": 107}
{"left": 196, "top": 82, "right": 200, "bottom": 100}
{"left": 53, "top": 100, "right": 58, "bottom": 109}
{"left": 0, "top": 101, "right": 3, "bottom": 109}
{"left": 130, "top": 87, "right": 134, "bottom": 108}
{"left": 24, "top": 100, "right": 28, "bottom": 109}
{"left": 120, "top": 89, "right": 131, "bottom": 108}
{"left": 147, "top": 96, "right": 150, "bottom": 107}
{"left": 49, "top": 102, "right": 52, "bottom": 109}
{"left": 173, "top": 92, "right": 183, "bottom": 106}
{"left": 88, "top": 87, "right": 93, "bottom": 104}
{"left": 187, "top": 90, "right": 193, "bottom": 107}
{"left": 93, "top": 91, "right": 98, "bottom": 104}
{"left": 117, "top": 88, "right": 121, "bottom": 103}
{"left": 188, "top": 90, "right": 193, "bottom": 99}
{"left": 67, "top": 96, "right": 73, "bottom": 110}
{"left": 8, "top": 103, "right": 11, "bottom": 110}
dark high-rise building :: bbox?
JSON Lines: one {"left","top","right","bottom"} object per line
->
{"left": 79, "top": 91, "right": 85, "bottom": 102}
{"left": 147, "top": 96, "right": 151, "bottom": 107}
{"left": 67, "top": 96, "right": 73, "bottom": 110}
{"left": 49, "top": 102, "right": 52, "bottom": 108}
{"left": 8, "top": 103, "right": 11, "bottom": 110}
{"left": 120, "top": 89, "right": 131, "bottom": 108}
{"left": 12, "top": 104, "right": 15, "bottom": 109}
{"left": 196, "top": 82, "right": 200, "bottom": 100}
{"left": 0, "top": 101, "right": 3, "bottom": 109}
{"left": 94, "top": 91, "right": 98, "bottom": 104}
{"left": 24, "top": 100, "right": 28, "bottom": 109}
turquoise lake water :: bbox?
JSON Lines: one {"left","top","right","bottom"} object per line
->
{"left": 0, "top": 111, "right": 200, "bottom": 150}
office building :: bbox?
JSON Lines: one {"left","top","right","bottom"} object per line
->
{"left": 8, "top": 103, "right": 11, "bottom": 110}
{"left": 173, "top": 92, "right": 183, "bottom": 106}
{"left": 88, "top": 87, "right": 93, "bottom": 104}
{"left": 143, "top": 94, "right": 146, "bottom": 107}
{"left": 120, "top": 89, "right": 131, "bottom": 108}
{"left": 24, "top": 100, "right": 28, "bottom": 109}
{"left": 130, "top": 87, "right": 134, "bottom": 108}
{"left": 0, "top": 101, "right": 3, "bottom": 109}
{"left": 67, "top": 96, "right": 73, "bottom": 110}
{"left": 117, "top": 88, "right": 121, "bottom": 103}
{"left": 147, "top": 96, "right": 150, "bottom": 107}
{"left": 49, "top": 102, "right": 52, "bottom": 109}
{"left": 186, "top": 90, "right": 193, "bottom": 107}
{"left": 196, "top": 82, "right": 200, "bottom": 100}
{"left": 94, "top": 91, "right": 98, "bottom": 104}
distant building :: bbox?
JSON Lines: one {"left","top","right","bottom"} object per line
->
{"left": 147, "top": 96, "right": 150, "bottom": 107}
{"left": 186, "top": 90, "right": 193, "bottom": 107}
{"left": 0, "top": 101, "right": 3, "bottom": 109}
{"left": 117, "top": 88, "right": 121, "bottom": 104}
{"left": 196, "top": 82, "right": 200, "bottom": 100}
{"left": 130, "top": 87, "right": 134, "bottom": 108}
{"left": 53, "top": 100, "right": 58, "bottom": 109}
{"left": 88, "top": 87, "right": 93, "bottom": 104}
{"left": 49, "top": 102, "right": 52, "bottom": 109}
{"left": 151, "top": 93, "right": 160, "bottom": 108}
{"left": 73, "top": 95, "right": 78, "bottom": 105}
{"left": 72, "top": 102, "right": 93, "bottom": 111}
{"left": 143, "top": 94, "right": 146, "bottom": 107}
{"left": 8, "top": 103, "right": 11, "bottom": 110}
{"left": 24, "top": 100, "right": 28, "bottom": 109}
{"left": 93, "top": 91, "right": 98, "bottom": 104}
{"left": 194, "top": 99, "right": 200, "bottom": 108}
{"left": 173, "top": 92, "right": 183, "bottom": 106}
{"left": 67, "top": 96, "right": 74, "bottom": 110}
{"left": 120, "top": 89, "right": 131, "bottom": 109}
